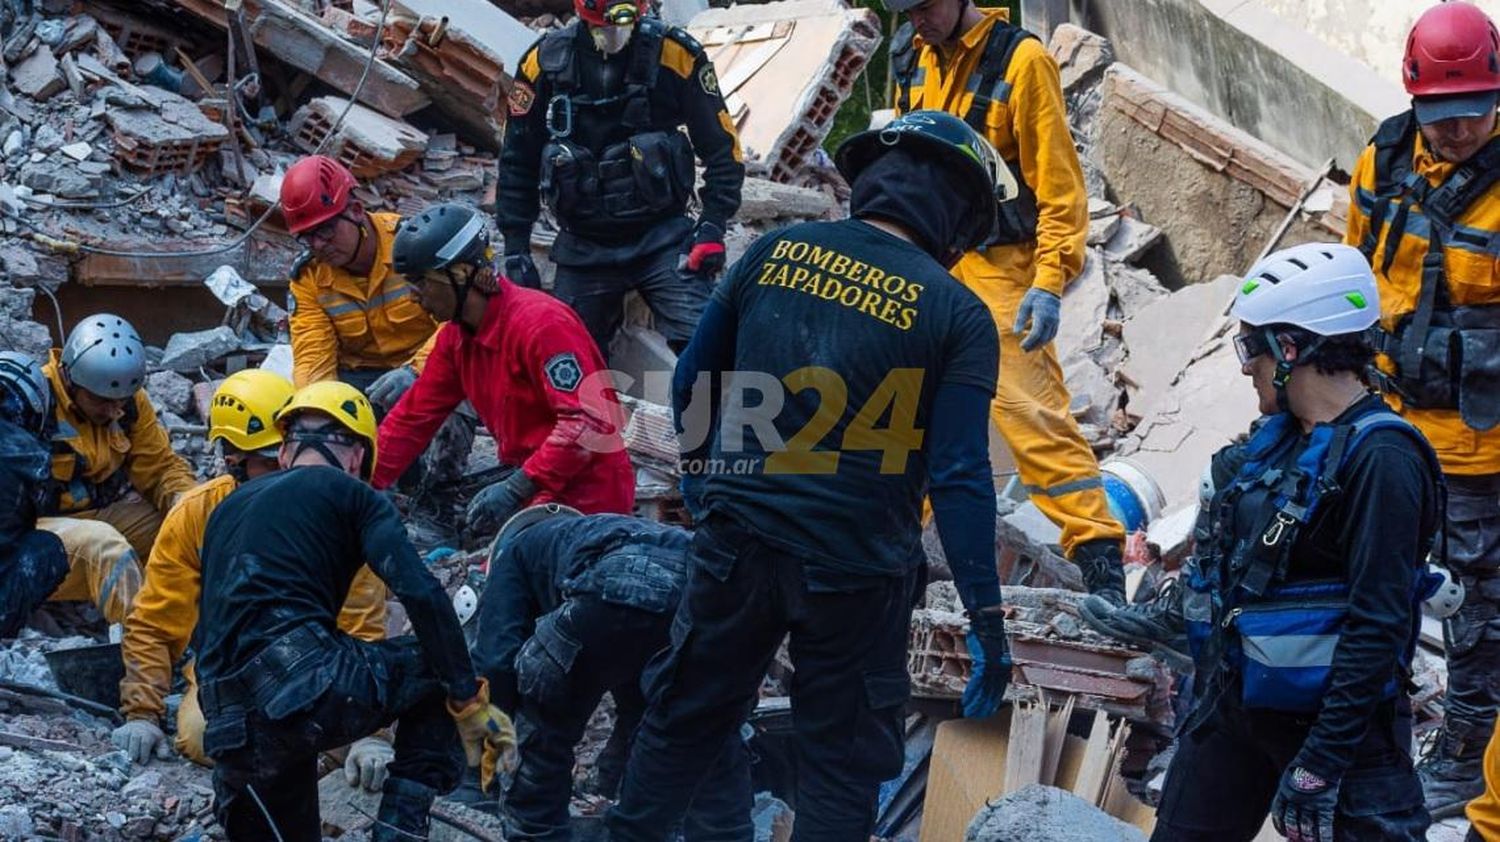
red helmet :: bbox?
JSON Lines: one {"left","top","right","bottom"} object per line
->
{"left": 1404, "top": 2, "right": 1500, "bottom": 97}
{"left": 575, "top": 0, "right": 647, "bottom": 27}
{"left": 281, "top": 155, "right": 357, "bottom": 235}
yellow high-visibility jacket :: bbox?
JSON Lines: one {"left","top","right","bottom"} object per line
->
{"left": 1345, "top": 124, "right": 1500, "bottom": 474}
{"left": 288, "top": 212, "right": 438, "bottom": 387}
{"left": 119, "top": 474, "right": 389, "bottom": 722}
{"left": 42, "top": 352, "right": 196, "bottom": 516}
{"left": 895, "top": 9, "right": 1088, "bottom": 297}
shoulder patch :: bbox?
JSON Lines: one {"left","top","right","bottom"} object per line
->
{"left": 509, "top": 80, "right": 536, "bottom": 117}
{"left": 665, "top": 26, "right": 703, "bottom": 55}
{"left": 288, "top": 249, "right": 313, "bottom": 282}
{"left": 543, "top": 352, "right": 583, "bottom": 393}
{"left": 698, "top": 63, "right": 719, "bottom": 96}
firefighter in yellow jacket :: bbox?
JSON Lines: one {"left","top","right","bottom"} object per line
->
{"left": 281, "top": 155, "right": 437, "bottom": 409}
{"left": 884, "top": 0, "right": 1126, "bottom": 603}
{"left": 1345, "top": 2, "right": 1500, "bottom": 824}
{"left": 36, "top": 314, "right": 197, "bottom": 625}
{"left": 113, "top": 369, "right": 393, "bottom": 787}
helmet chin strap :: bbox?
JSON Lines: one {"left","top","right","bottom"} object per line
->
{"left": 1265, "top": 328, "right": 1325, "bottom": 415}
{"left": 287, "top": 429, "right": 360, "bottom": 473}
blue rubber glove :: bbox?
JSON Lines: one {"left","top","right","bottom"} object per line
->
{"left": 1012, "top": 287, "right": 1061, "bottom": 352}
{"left": 1270, "top": 765, "right": 1339, "bottom": 842}
{"left": 962, "top": 609, "right": 1011, "bottom": 718}
{"left": 680, "top": 473, "right": 707, "bottom": 522}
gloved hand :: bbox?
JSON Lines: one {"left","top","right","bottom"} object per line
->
{"left": 366, "top": 366, "right": 417, "bottom": 411}
{"left": 1012, "top": 287, "right": 1061, "bottom": 352}
{"left": 465, "top": 471, "right": 539, "bottom": 537}
{"left": 343, "top": 735, "right": 395, "bottom": 793}
{"left": 680, "top": 472, "right": 707, "bottom": 522}
{"left": 448, "top": 679, "right": 518, "bottom": 793}
{"left": 111, "top": 718, "right": 171, "bottom": 764}
{"left": 503, "top": 253, "right": 542, "bottom": 290}
{"left": 1271, "top": 765, "right": 1339, "bottom": 842}
{"left": 678, "top": 221, "right": 727, "bottom": 281}
{"left": 962, "top": 607, "right": 1012, "bottom": 718}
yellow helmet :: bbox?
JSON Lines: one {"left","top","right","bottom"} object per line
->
{"left": 273, "top": 380, "right": 379, "bottom": 478}
{"left": 209, "top": 369, "right": 296, "bottom": 452}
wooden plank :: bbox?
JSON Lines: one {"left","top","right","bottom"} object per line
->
{"left": 1003, "top": 700, "right": 1048, "bottom": 795}
{"left": 1039, "top": 693, "right": 1076, "bottom": 787}
{"left": 918, "top": 713, "right": 1011, "bottom": 842}
{"left": 1071, "top": 709, "right": 1113, "bottom": 804}
{"left": 1051, "top": 734, "right": 1089, "bottom": 793}
{"left": 0, "top": 730, "right": 81, "bottom": 753}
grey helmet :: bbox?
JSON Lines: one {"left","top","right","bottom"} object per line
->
{"left": 60, "top": 314, "right": 146, "bottom": 400}
{"left": 0, "top": 351, "right": 50, "bottom": 434}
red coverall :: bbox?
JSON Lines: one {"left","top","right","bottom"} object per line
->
{"left": 373, "top": 279, "right": 635, "bottom": 515}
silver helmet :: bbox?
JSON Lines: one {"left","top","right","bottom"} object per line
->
{"left": 60, "top": 314, "right": 146, "bottom": 400}
{"left": 0, "top": 351, "right": 50, "bottom": 434}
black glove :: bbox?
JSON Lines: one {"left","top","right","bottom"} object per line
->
{"left": 678, "top": 220, "right": 727, "bottom": 281}
{"left": 1271, "top": 765, "right": 1339, "bottom": 842}
{"left": 502, "top": 228, "right": 541, "bottom": 289}
{"left": 465, "top": 471, "right": 539, "bottom": 537}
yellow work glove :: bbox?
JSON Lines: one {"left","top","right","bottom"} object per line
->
{"left": 447, "top": 678, "right": 517, "bottom": 793}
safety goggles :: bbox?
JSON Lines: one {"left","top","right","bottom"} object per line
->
{"left": 296, "top": 214, "right": 345, "bottom": 247}
{"left": 1233, "top": 330, "right": 1273, "bottom": 365}
{"left": 602, "top": 0, "right": 639, "bottom": 24}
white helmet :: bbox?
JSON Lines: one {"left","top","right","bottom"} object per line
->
{"left": 453, "top": 584, "right": 479, "bottom": 626}
{"left": 1231, "top": 243, "right": 1379, "bottom": 336}
{"left": 60, "top": 314, "right": 146, "bottom": 400}
{"left": 1424, "top": 563, "right": 1465, "bottom": 619}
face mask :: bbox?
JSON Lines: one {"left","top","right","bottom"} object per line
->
{"left": 591, "top": 23, "right": 634, "bottom": 55}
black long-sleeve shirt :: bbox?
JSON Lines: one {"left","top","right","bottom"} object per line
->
{"left": 196, "top": 466, "right": 478, "bottom": 701}
{"left": 496, "top": 19, "right": 744, "bottom": 251}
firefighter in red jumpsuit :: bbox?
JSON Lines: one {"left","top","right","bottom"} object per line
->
{"left": 375, "top": 202, "right": 635, "bottom": 535}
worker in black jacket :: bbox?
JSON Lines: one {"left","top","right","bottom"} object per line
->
{"left": 0, "top": 351, "right": 67, "bottom": 638}
{"left": 1150, "top": 243, "right": 1440, "bottom": 841}
{"left": 194, "top": 382, "right": 516, "bottom": 842}
{"left": 472, "top": 504, "right": 751, "bottom": 840}
{"left": 496, "top": 0, "right": 744, "bottom": 356}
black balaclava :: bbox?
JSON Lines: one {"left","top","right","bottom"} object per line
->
{"left": 850, "top": 147, "right": 976, "bottom": 267}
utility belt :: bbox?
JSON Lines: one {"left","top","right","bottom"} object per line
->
{"left": 540, "top": 130, "right": 694, "bottom": 229}
{"left": 1368, "top": 303, "right": 1500, "bottom": 430}
{"left": 198, "top": 622, "right": 341, "bottom": 730}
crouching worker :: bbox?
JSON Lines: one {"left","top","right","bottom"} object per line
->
{"left": 37, "top": 314, "right": 197, "bottom": 624}
{"left": 114, "top": 370, "right": 391, "bottom": 776}
{"left": 1150, "top": 243, "right": 1441, "bottom": 841}
{"left": 472, "top": 504, "right": 751, "bottom": 839}
{"left": 0, "top": 352, "right": 68, "bottom": 637}
{"left": 195, "top": 381, "right": 516, "bottom": 841}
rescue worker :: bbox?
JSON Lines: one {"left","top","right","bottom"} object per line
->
{"left": 473, "top": 504, "right": 752, "bottom": 839}
{"left": 496, "top": 0, "right": 745, "bottom": 355}
{"left": 376, "top": 202, "right": 634, "bottom": 538}
{"left": 883, "top": 0, "right": 1128, "bottom": 607}
{"left": 282, "top": 154, "right": 436, "bottom": 402}
{"left": 1342, "top": 1, "right": 1500, "bottom": 816}
{"left": 195, "top": 380, "right": 516, "bottom": 840}
{"left": 37, "top": 314, "right": 197, "bottom": 625}
{"left": 0, "top": 351, "right": 68, "bottom": 638}
{"left": 114, "top": 369, "right": 392, "bottom": 784}
{"left": 606, "top": 111, "right": 1013, "bottom": 840}
{"left": 1151, "top": 244, "right": 1439, "bottom": 841}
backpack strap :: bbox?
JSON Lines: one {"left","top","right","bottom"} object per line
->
{"left": 622, "top": 19, "right": 668, "bottom": 130}
{"left": 961, "top": 21, "right": 1035, "bottom": 133}
{"left": 890, "top": 21, "right": 918, "bottom": 114}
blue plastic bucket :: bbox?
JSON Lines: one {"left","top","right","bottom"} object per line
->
{"left": 1100, "top": 458, "right": 1164, "bottom": 532}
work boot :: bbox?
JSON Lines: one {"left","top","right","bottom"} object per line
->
{"left": 1418, "top": 722, "right": 1490, "bottom": 819}
{"left": 1073, "top": 539, "right": 1126, "bottom": 607}
{"left": 374, "top": 777, "right": 438, "bottom": 841}
{"left": 439, "top": 766, "right": 498, "bottom": 816}
{"left": 1079, "top": 578, "right": 1192, "bottom": 670}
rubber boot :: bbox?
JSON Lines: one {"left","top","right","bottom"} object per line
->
{"left": 1079, "top": 578, "right": 1191, "bottom": 669}
{"left": 1073, "top": 539, "right": 1126, "bottom": 607}
{"left": 441, "top": 765, "right": 498, "bottom": 816}
{"left": 1419, "top": 719, "right": 1490, "bottom": 819}
{"left": 374, "top": 777, "right": 438, "bottom": 842}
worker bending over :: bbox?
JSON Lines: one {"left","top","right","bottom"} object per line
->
{"left": 0, "top": 352, "right": 67, "bottom": 637}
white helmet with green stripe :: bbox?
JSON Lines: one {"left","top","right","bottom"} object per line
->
{"left": 1231, "top": 243, "right": 1379, "bottom": 336}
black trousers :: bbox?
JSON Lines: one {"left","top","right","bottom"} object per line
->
{"left": 605, "top": 516, "right": 920, "bottom": 842}
{"left": 205, "top": 634, "right": 465, "bottom": 841}
{"left": 1152, "top": 695, "right": 1428, "bottom": 841}
{"left": 503, "top": 593, "right": 751, "bottom": 841}
{"left": 0, "top": 530, "right": 67, "bottom": 638}
{"left": 1441, "top": 473, "right": 1500, "bottom": 747}
{"left": 552, "top": 242, "right": 710, "bottom": 353}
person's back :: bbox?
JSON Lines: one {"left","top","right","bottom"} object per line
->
{"left": 699, "top": 217, "right": 997, "bottom": 579}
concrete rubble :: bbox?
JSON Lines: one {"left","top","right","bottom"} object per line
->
{"left": 966, "top": 784, "right": 1147, "bottom": 842}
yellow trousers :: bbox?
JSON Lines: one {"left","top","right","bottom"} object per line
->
{"left": 1470, "top": 719, "right": 1500, "bottom": 839}
{"left": 955, "top": 252, "right": 1124, "bottom": 556}
{"left": 37, "top": 495, "right": 165, "bottom": 624}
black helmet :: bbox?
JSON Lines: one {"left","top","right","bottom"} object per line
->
{"left": 834, "top": 110, "right": 1016, "bottom": 254}
{"left": 392, "top": 202, "right": 491, "bottom": 276}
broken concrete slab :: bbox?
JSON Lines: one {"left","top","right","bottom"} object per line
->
{"left": 737, "top": 176, "right": 838, "bottom": 223}
{"left": 106, "top": 88, "right": 229, "bottom": 176}
{"left": 11, "top": 43, "right": 65, "bottom": 101}
{"left": 1062, "top": 355, "right": 1117, "bottom": 428}
{"left": 966, "top": 784, "right": 1147, "bottom": 842}
{"left": 1145, "top": 504, "right": 1197, "bottom": 569}
{"left": 1102, "top": 215, "right": 1162, "bottom": 265}
{"left": 1119, "top": 273, "right": 1240, "bottom": 420}
{"left": 1048, "top": 24, "right": 1114, "bottom": 95}
{"left": 689, "top": 0, "right": 881, "bottom": 184}
{"left": 289, "top": 96, "right": 428, "bottom": 178}
{"left": 1104, "top": 262, "right": 1165, "bottom": 320}
{"left": 159, "top": 326, "right": 241, "bottom": 372}
{"left": 144, "top": 371, "right": 194, "bottom": 418}
{"left": 20, "top": 159, "right": 102, "bottom": 199}
{"left": 1056, "top": 252, "right": 1108, "bottom": 362}
{"left": 0, "top": 287, "right": 53, "bottom": 358}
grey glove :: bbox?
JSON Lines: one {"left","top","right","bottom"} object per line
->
{"left": 1012, "top": 287, "right": 1061, "bottom": 352}
{"left": 111, "top": 719, "right": 171, "bottom": 764}
{"left": 367, "top": 366, "right": 417, "bottom": 412}
{"left": 343, "top": 735, "right": 395, "bottom": 793}
{"left": 466, "top": 471, "right": 539, "bottom": 537}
